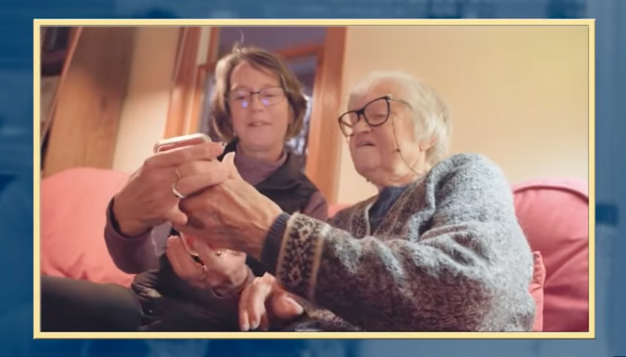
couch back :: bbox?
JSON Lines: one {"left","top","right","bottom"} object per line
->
{"left": 40, "top": 168, "right": 588, "bottom": 332}
{"left": 41, "top": 168, "right": 134, "bottom": 287}
{"left": 512, "top": 178, "right": 589, "bottom": 332}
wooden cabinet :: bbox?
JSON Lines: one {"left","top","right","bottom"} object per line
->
{"left": 41, "top": 27, "right": 136, "bottom": 177}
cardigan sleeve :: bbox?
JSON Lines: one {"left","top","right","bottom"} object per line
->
{"left": 259, "top": 154, "right": 536, "bottom": 331}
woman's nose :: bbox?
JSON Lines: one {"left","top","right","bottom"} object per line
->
{"left": 352, "top": 115, "right": 371, "bottom": 134}
{"left": 248, "top": 94, "right": 266, "bottom": 111}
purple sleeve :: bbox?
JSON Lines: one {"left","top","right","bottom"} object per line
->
{"left": 104, "top": 199, "right": 169, "bottom": 274}
{"left": 300, "top": 191, "right": 328, "bottom": 221}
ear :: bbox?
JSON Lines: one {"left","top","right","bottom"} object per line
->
{"left": 419, "top": 136, "right": 437, "bottom": 152}
{"left": 222, "top": 152, "right": 242, "bottom": 180}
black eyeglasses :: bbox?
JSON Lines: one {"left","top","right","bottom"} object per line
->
{"left": 337, "top": 95, "right": 410, "bottom": 137}
{"left": 227, "top": 86, "right": 287, "bottom": 109}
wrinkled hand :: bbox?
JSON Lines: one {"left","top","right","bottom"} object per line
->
{"left": 238, "top": 273, "right": 304, "bottom": 331}
{"left": 174, "top": 152, "right": 283, "bottom": 260}
{"left": 112, "top": 142, "right": 227, "bottom": 236}
{"left": 166, "top": 235, "right": 249, "bottom": 293}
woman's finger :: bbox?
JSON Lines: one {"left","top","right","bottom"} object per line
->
{"left": 176, "top": 192, "right": 223, "bottom": 232}
{"left": 271, "top": 293, "right": 304, "bottom": 320}
{"left": 171, "top": 238, "right": 203, "bottom": 278}
{"left": 189, "top": 239, "right": 228, "bottom": 287}
{"left": 190, "top": 238, "right": 220, "bottom": 265}
{"left": 175, "top": 161, "right": 230, "bottom": 197}
{"left": 166, "top": 237, "right": 203, "bottom": 282}
{"left": 238, "top": 283, "right": 253, "bottom": 331}
{"left": 247, "top": 288, "right": 267, "bottom": 330}
{"left": 247, "top": 275, "right": 275, "bottom": 330}
{"left": 221, "top": 152, "right": 242, "bottom": 180}
{"left": 171, "top": 223, "right": 213, "bottom": 244}
{"left": 166, "top": 237, "right": 188, "bottom": 278}
{"left": 239, "top": 308, "right": 250, "bottom": 332}
{"left": 177, "top": 160, "right": 223, "bottom": 178}
{"left": 246, "top": 284, "right": 264, "bottom": 330}
{"left": 164, "top": 205, "right": 188, "bottom": 227}
{"left": 259, "top": 312, "right": 270, "bottom": 331}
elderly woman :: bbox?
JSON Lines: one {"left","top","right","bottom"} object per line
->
{"left": 175, "top": 70, "right": 536, "bottom": 331}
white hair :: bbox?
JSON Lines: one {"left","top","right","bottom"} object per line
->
{"left": 348, "top": 70, "right": 452, "bottom": 165}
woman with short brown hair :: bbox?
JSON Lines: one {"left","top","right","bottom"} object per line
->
{"left": 209, "top": 44, "right": 308, "bottom": 144}
{"left": 41, "top": 45, "right": 326, "bottom": 332}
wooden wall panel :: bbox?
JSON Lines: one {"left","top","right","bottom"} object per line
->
{"left": 43, "top": 27, "right": 135, "bottom": 177}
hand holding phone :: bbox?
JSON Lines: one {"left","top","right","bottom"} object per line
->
{"left": 153, "top": 133, "right": 225, "bottom": 261}
{"left": 112, "top": 133, "right": 224, "bottom": 237}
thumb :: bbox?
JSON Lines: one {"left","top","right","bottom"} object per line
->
{"left": 272, "top": 294, "right": 304, "bottom": 320}
{"left": 222, "top": 152, "right": 241, "bottom": 179}
{"left": 167, "top": 206, "right": 188, "bottom": 226}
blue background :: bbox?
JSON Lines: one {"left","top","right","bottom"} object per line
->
{"left": 1, "top": 0, "right": 624, "bottom": 356}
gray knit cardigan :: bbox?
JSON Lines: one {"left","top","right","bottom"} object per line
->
{"left": 261, "top": 153, "right": 536, "bottom": 332}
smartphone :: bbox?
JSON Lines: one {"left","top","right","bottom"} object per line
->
{"left": 153, "top": 133, "right": 213, "bottom": 262}
{"left": 153, "top": 133, "right": 212, "bottom": 154}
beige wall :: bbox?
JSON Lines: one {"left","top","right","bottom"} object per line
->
{"left": 112, "top": 27, "right": 179, "bottom": 173}
{"left": 112, "top": 27, "right": 213, "bottom": 174}
{"left": 336, "top": 26, "right": 589, "bottom": 204}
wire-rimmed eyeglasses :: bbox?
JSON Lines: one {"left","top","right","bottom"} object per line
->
{"left": 227, "top": 86, "right": 287, "bottom": 109}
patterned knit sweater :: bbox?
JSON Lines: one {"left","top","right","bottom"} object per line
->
{"left": 260, "top": 153, "right": 536, "bottom": 331}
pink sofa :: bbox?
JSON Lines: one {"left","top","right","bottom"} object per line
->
{"left": 40, "top": 168, "right": 589, "bottom": 332}
{"left": 41, "top": 168, "right": 135, "bottom": 287}
{"left": 512, "top": 178, "right": 589, "bottom": 332}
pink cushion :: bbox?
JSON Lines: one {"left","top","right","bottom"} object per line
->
{"left": 513, "top": 178, "right": 588, "bottom": 332}
{"left": 41, "top": 168, "right": 135, "bottom": 287}
{"left": 529, "top": 251, "right": 546, "bottom": 331}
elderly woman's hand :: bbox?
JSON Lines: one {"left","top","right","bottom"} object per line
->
{"left": 112, "top": 142, "right": 228, "bottom": 237}
{"left": 166, "top": 235, "right": 249, "bottom": 293}
{"left": 238, "top": 273, "right": 304, "bottom": 331}
{"left": 174, "top": 152, "right": 283, "bottom": 260}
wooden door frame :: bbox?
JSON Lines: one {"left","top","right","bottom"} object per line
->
{"left": 188, "top": 27, "right": 222, "bottom": 134}
{"left": 304, "top": 27, "right": 346, "bottom": 204}
{"left": 163, "top": 27, "right": 202, "bottom": 138}
{"left": 165, "top": 27, "right": 347, "bottom": 204}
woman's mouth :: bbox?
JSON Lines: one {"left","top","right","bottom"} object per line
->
{"left": 249, "top": 121, "right": 269, "bottom": 127}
